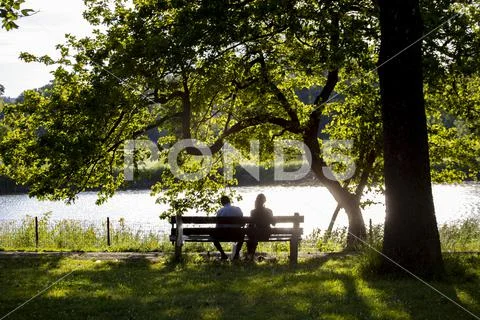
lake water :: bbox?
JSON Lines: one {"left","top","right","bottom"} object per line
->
{"left": 0, "top": 184, "right": 479, "bottom": 236}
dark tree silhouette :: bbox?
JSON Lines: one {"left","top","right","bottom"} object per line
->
{"left": 377, "top": 0, "right": 444, "bottom": 277}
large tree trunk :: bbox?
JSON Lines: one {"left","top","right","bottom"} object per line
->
{"left": 378, "top": 0, "right": 444, "bottom": 277}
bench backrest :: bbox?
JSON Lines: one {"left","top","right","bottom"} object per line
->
{"left": 170, "top": 213, "right": 304, "bottom": 242}
{"left": 170, "top": 214, "right": 304, "bottom": 225}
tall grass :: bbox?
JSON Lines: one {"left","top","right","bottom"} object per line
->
{"left": 439, "top": 217, "right": 480, "bottom": 252}
{"left": 305, "top": 218, "right": 480, "bottom": 253}
{"left": 0, "top": 213, "right": 169, "bottom": 252}
{"left": 304, "top": 227, "right": 348, "bottom": 252}
{"left": 1, "top": 214, "right": 479, "bottom": 253}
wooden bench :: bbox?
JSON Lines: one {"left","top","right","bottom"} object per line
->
{"left": 169, "top": 213, "right": 304, "bottom": 263}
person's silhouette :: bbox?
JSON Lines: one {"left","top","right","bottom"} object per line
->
{"left": 213, "top": 195, "right": 244, "bottom": 260}
{"left": 247, "top": 193, "right": 274, "bottom": 260}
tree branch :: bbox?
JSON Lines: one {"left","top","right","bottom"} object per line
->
{"left": 257, "top": 54, "right": 301, "bottom": 127}
{"left": 185, "top": 114, "right": 303, "bottom": 155}
{"left": 153, "top": 90, "right": 185, "bottom": 104}
{"left": 181, "top": 71, "right": 192, "bottom": 139}
{"left": 354, "top": 149, "right": 376, "bottom": 198}
{"left": 304, "top": 69, "right": 340, "bottom": 157}
{"left": 102, "top": 110, "right": 126, "bottom": 143}
{"left": 106, "top": 112, "right": 182, "bottom": 153}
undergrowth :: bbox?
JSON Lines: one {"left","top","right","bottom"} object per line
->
{"left": 1, "top": 214, "right": 479, "bottom": 254}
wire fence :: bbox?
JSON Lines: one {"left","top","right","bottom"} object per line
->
{"left": 0, "top": 215, "right": 478, "bottom": 253}
{"left": 0, "top": 216, "right": 172, "bottom": 251}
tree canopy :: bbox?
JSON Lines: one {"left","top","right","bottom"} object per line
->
{"left": 0, "top": 0, "right": 478, "bottom": 250}
{"left": 0, "top": 0, "right": 33, "bottom": 30}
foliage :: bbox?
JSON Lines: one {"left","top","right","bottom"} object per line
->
{"left": 0, "top": 0, "right": 33, "bottom": 30}
{"left": 0, "top": 0, "right": 478, "bottom": 231}
{"left": 323, "top": 65, "right": 384, "bottom": 194}
{"left": 425, "top": 73, "right": 480, "bottom": 182}
{"left": 421, "top": 1, "right": 480, "bottom": 183}
{"left": 0, "top": 0, "right": 380, "bottom": 220}
{"left": 0, "top": 0, "right": 34, "bottom": 107}
{"left": 152, "top": 152, "right": 239, "bottom": 218}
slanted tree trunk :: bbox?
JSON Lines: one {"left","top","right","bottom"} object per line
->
{"left": 377, "top": 0, "right": 444, "bottom": 277}
{"left": 324, "top": 150, "right": 376, "bottom": 242}
{"left": 342, "top": 194, "right": 367, "bottom": 250}
{"left": 310, "top": 159, "right": 367, "bottom": 250}
{"left": 305, "top": 69, "right": 367, "bottom": 250}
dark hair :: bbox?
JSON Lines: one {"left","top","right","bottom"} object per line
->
{"left": 254, "top": 193, "right": 266, "bottom": 209}
{"left": 220, "top": 195, "right": 231, "bottom": 206}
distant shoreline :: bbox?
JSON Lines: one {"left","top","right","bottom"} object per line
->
{"left": 0, "top": 169, "right": 321, "bottom": 195}
{"left": 1, "top": 172, "right": 478, "bottom": 196}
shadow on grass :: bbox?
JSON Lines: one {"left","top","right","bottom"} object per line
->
{"left": 358, "top": 253, "right": 480, "bottom": 320}
{"left": 0, "top": 254, "right": 479, "bottom": 320}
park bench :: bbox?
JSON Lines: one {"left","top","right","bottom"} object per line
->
{"left": 169, "top": 213, "right": 304, "bottom": 263}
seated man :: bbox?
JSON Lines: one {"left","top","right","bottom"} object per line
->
{"left": 213, "top": 195, "right": 244, "bottom": 260}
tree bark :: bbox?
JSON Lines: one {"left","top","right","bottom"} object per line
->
{"left": 378, "top": 0, "right": 444, "bottom": 277}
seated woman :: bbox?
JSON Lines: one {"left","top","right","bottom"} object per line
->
{"left": 246, "top": 193, "right": 274, "bottom": 260}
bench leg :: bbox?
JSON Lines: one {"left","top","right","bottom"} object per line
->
{"left": 290, "top": 238, "right": 298, "bottom": 265}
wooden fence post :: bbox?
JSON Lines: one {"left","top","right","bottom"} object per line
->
{"left": 35, "top": 216, "right": 39, "bottom": 248}
{"left": 290, "top": 212, "right": 300, "bottom": 265}
{"left": 107, "top": 217, "right": 111, "bottom": 246}
{"left": 369, "top": 219, "right": 373, "bottom": 244}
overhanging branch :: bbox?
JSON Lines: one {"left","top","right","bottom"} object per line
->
{"left": 106, "top": 112, "right": 183, "bottom": 153}
{"left": 185, "top": 114, "right": 303, "bottom": 155}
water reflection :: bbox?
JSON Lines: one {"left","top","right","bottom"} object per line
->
{"left": 0, "top": 184, "right": 478, "bottom": 236}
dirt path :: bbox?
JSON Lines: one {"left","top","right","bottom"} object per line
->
{"left": 0, "top": 251, "right": 165, "bottom": 261}
{"left": 0, "top": 251, "right": 352, "bottom": 263}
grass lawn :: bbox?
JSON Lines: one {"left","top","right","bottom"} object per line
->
{"left": 0, "top": 253, "right": 479, "bottom": 320}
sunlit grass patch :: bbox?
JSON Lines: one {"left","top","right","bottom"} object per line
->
{"left": 0, "top": 254, "right": 478, "bottom": 319}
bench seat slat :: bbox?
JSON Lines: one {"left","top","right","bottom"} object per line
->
{"left": 170, "top": 236, "right": 297, "bottom": 242}
{"left": 171, "top": 227, "right": 303, "bottom": 236}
